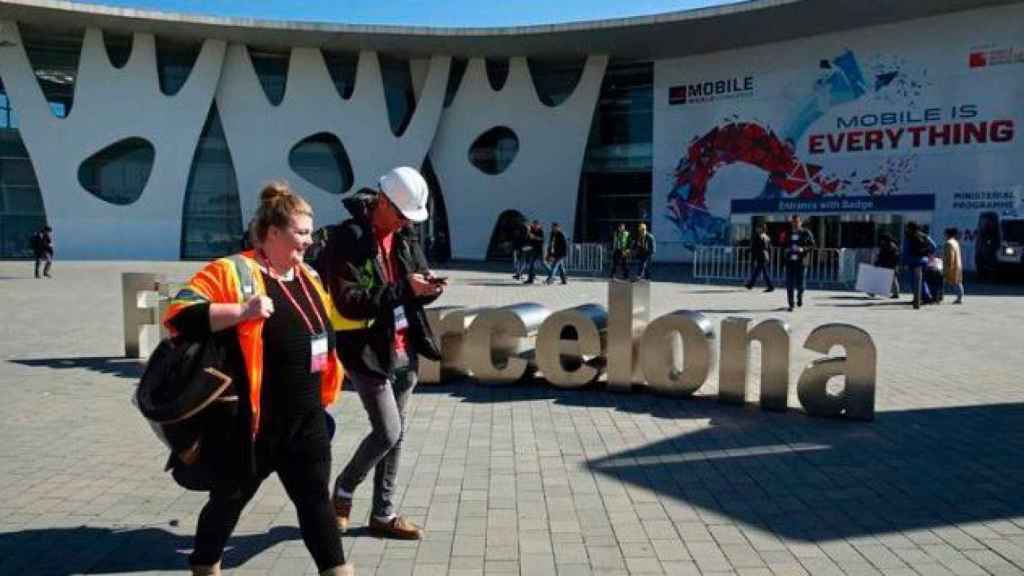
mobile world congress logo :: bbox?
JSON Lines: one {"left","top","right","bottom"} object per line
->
{"left": 969, "top": 45, "right": 1024, "bottom": 68}
{"left": 669, "top": 76, "right": 754, "bottom": 105}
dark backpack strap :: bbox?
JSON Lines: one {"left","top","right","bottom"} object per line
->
{"left": 226, "top": 253, "right": 256, "bottom": 303}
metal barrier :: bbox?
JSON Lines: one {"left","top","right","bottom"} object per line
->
{"left": 566, "top": 243, "right": 606, "bottom": 273}
{"left": 693, "top": 246, "right": 858, "bottom": 287}
{"left": 122, "top": 273, "right": 180, "bottom": 359}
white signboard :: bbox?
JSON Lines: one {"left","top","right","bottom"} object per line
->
{"left": 653, "top": 3, "right": 1024, "bottom": 269}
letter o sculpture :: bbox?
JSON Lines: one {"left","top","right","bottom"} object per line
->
{"left": 639, "top": 310, "right": 716, "bottom": 395}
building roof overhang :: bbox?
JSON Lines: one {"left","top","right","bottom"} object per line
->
{"left": 0, "top": 0, "right": 1018, "bottom": 59}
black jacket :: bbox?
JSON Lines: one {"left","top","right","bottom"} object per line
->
{"left": 875, "top": 236, "right": 900, "bottom": 269}
{"left": 750, "top": 232, "right": 770, "bottom": 263}
{"left": 547, "top": 229, "right": 568, "bottom": 260}
{"left": 526, "top": 225, "right": 544, "bottom": 253}
{"left": 315, "top": 190, "right": 441, "bottom": 380}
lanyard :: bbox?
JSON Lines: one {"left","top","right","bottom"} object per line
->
{"left": 257, "top": 252, "right": 325, "bottom": 335}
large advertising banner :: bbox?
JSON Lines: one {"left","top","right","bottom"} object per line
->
{"left": 653, "top": 4, "right": 1024, "bottom": 269}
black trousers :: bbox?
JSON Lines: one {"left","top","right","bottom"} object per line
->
{"left": 747, "top": 260, "right": 771, "bottom": 288}
{"left": 610, "top": 250, "right": 630, "bottom": 279}
{"left": 190, "top": 409, "right": 344, "bottom": 571}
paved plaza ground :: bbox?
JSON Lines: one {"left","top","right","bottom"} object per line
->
{"left": 1, "top": 260, "right": 1023, "bottom": 576}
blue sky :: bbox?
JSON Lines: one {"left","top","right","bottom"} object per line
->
{"left": 81, "top": 0, "right": 744, "bottom": 27}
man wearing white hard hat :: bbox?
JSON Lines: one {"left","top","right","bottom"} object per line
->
{"left": 314, "top": 166, "right": 444, "bottom": 540}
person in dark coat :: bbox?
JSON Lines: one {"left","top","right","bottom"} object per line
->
{"left": 783, "top": 215, "right": 815, "bottom": 311}
{"left": 31, "top": 225, "right": 54, "bottom": 278}
{"left": 544, "top": 222, "right": 569, "bottom": 285}
{"left": 745, "top": 224, "right": 773, "bottom": 291}
{"left": 631, "top": 223, "right": 656, "bottom": 281}
{"left": 873, "top": 232, "right": 901, "bottom": 298}
{"left": 610, "top": 223, "right": 631, "bottom": 280}
{"left": 524, "top": 220, "right": 547, "bottom": 284}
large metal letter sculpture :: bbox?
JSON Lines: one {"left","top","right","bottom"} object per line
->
{"left": 420, "top": 306, "right": 474, "bottom": 384}
{"left": 606, "top": 280, "right": 649, "bottom": 392}
{"left": 535, "top": 304, "right": 608, "bottom": 388}
{"left": 719, "top": 318, "right": 791, "bottom": 410}
{"left": 639, "top": 310, "right": 716, "bottom": 395}
{"left": 464, "top": 304, "right": 551, "bottom": 384}
{"left": 122, "top": 272, "right": 163, "bottom": 358}
{"left": 797, "top": 324, "right": 877, "bottom": 420}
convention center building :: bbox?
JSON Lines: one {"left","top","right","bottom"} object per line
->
{"left": 1, "top": 0, "right": 1023, "bottom": 270}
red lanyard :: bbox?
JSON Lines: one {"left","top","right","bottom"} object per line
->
{"left": 258, "top": 252, "right": 325, "bottom": 335}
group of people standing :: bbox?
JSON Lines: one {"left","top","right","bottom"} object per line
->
{"left": 512, "top": 218, "right": 569, "bottom": 285}
{"left": 873, "top": 222, "right": 964, "bottom": 308}
{"left": 163, "top": 167, "right": 444, "bottom": 576}
{"left": 745, "top": 215, "right": 965, "bottom": 310}
{"left": 609, "top": 222, "right": 656, "bottom": 281}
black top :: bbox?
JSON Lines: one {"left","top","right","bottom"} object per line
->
{"left": 260, "top": 274, "right": 334, "bottom": 436}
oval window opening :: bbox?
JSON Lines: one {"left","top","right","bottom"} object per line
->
{"left": 78, "top": 137, "right": 155, "bottom": 205}
{"left": 469, "top": 126, "right": 519, "bottom": 175}
{"left": 289, "top": 132, "right": 354, "bottom": 195}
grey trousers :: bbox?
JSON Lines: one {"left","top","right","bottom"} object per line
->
{"left": 334, "top": 355, "right": 418, "bottom": 519}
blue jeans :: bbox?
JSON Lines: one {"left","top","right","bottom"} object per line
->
{"left": 546, "top": 258, "right": 567, "bottom": 283}
{"left": 785, "top": 262, "right": 805, "bottom": 308}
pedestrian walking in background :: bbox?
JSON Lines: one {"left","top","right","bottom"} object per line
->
{"left": 944, "top": 227, "right": 964, "bottom": 304}
{"left": 31, "top": 225, "right": 54, "bottom": 278}
{"left": 512, "top": 218, "right": 530, "bottom": 280}
{"left": 904, "top": 221, "right": 934, "bottom": 309}
{"left": 632, "top": 223, "right": 656, "bottom": 281}
{"left": 784, "top": 215, "right": 815, "bottom": 311}
{"left": 524, "top": 220, "right": 546, "bottom": 284}
{"left": 610, "top": 223, "right": 631, "bottom": 280}
{"left": 873, "top": 232, "right": 901, "bottom": 298}
{"left": 745, "top": 224, "right": 773, "bottom": 291}
{"left": 545, "top": 222, "right": 568, "bottom": 285}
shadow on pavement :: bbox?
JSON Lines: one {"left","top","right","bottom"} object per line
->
{"left": 0, "top": 524, "right": 301, "bottom": 575}
{"left": 9, "top": 356, "right": 144, "bottom": 380}
{"left": 417, "top": 382, "right": 1024, "bottom": 543}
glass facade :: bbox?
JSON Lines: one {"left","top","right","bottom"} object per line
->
{"left": 0, "top": 77, "right": 48, "bottom": 259}
{"left": 249, "top": 46, "right": 290, "bottom": 105}
{"left": 444, "top": 58, "right": 468, "bottom": 107}
{"left": 485, "top": 58, "right": 510, "bottom": 91}
{"left": 576, "top": 60, "right": 653, "bottom": 242}
{"left": 469, "top": 126, "right": 519, "bottom": 175}
{"left": 322, "top": 49, "right": 357, "bottom": 100}
{"left": 379, "top": 56, "right": 416, "bottom": 136}
{"left": 181, "top": 103, "right": 243, "bottom": 259}
{"left": 78, "top": 137, "right": 155, "bottom": 205}
{"left": 20, "top": 24, "right": 82, "bottom": 118}
{"left": 103, "top": 30, "right": 132, "bottom": 69}
{"left": 527, "top": 58, "right": 586, "bottom": 107}
{"left": 289, "top": 132, "right": 354, "bottom": 195}
{"left": 156, "top": 37, "right": 202, "bottom": 95}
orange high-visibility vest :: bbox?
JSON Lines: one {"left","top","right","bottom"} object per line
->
{"left": 163, "top": 250, "right": 343, "bottom": 437}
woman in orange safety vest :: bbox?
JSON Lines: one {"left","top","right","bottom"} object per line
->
{"left": 163, "top": 183, "right": 352, "bottom": 576}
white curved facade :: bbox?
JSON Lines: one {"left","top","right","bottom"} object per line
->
{"left": 0, "top": 0, "right": 1019, "bottom": 263}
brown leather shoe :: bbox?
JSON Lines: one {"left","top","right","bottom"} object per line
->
{"left": 333, "top": 496, "right": 352, "bottom": 533}
{"left": 368, "top": 516, "right": 423, "bottom": 540}
{"left": 190, "top": 561, "right": 221, "bottom": 576}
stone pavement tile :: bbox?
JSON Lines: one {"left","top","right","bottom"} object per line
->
{"left": 553, "top": 542, "right": 588, "bottom": 564}
{"left": 795, "top": 557, "right": 845, "bottom": 576}
{"left": 555, "top": 564, "right": 593, "bottom": 576}
{"left": 650, "top": 538, "right": 690, "bottom": 561}
{"left": 412, "top": 563, "right": 448, "bottom": 576}
{"left": 766, "top": 562, "right": 809, "bottom": 576}
{"left": 623, "top": 556, "right": 664, "bottom": 574}
{"left": 735, "top": 569, "right": 773, "bottom": 576}
{"left": 585, "top": 546, "right": 625, "bottom": 570}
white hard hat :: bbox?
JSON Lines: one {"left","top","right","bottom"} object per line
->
{"left": 379, "top": 166, "right": 429, "bottom": 223}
